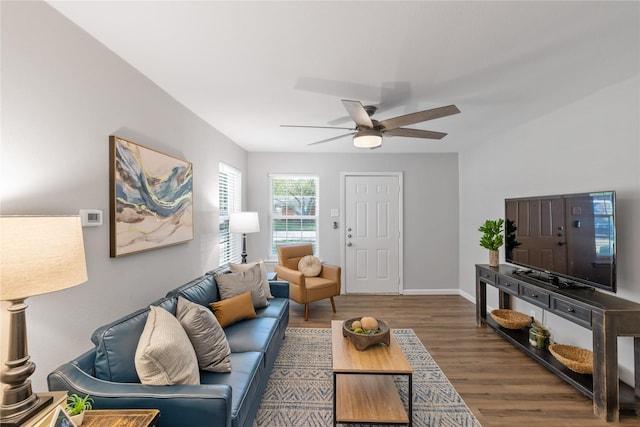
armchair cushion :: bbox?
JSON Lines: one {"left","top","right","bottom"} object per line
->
{"left": 134, "top": 305, "right": 200, "bottom": 385}
{"left": 215, "top": 264, "right": 268, "bottom": 309}
{"left": 298, "top": 255, "right": 322, "bottom": 277}
{"left": 176, "top": 297, "right": 231, "bottom": 373}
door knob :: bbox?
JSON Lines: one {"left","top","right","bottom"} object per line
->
{"left": 347, "top": 242, "right": 352, "bottom": 247}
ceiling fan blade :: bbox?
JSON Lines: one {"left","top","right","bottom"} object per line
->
{"left": 281, "top": 124, "right": 355, "bottom": 130}
{"left": 378, "top": 105, "right": 460, "bottom": 130}
{"left": 341, "top": 99, "right": 373, "bottom": 127}
{"left": 308, "top": 132, "right": 355, "bottom": 146}
{"left": 384, "top": 128, "right": 448, "bottom": 140}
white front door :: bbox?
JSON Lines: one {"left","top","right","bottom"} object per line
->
{"left": 342, "top": 173, "right": 402, "bottom": 294}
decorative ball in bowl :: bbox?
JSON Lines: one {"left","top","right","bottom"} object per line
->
{"left": 342, "top": 317, "right": 390, "bottom": 351}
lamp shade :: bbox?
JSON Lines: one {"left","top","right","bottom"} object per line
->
{"left": 0, "top": 216, "right": 88, "bottom": 301}
{"left": 353, "top": 129, "right": 382, "bottom": 148}
{"left": 229, "top": 212, "right": 260, "bottom": 234}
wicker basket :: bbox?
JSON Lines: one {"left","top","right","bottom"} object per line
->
{"left": 489, "top": 309, "right": 532, "bottom": 329}
{"left": 548, "top": 344, "right": 593, "bottom": 374}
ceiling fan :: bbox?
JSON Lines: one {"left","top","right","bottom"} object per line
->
{"left": 281, "top": 99, "right": 460, "bottom": 148}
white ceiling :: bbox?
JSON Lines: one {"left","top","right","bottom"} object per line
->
{"left": 48, "top": 1, "right": 639, "bottom": 154}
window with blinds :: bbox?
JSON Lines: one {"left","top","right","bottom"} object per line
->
{"left": 269, "top": 174, "right": 318, "bottom": 257}
{"left": 219, "top": 163, "right": 242, "bottom": 264}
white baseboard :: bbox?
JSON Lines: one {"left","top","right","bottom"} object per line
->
{"left": 402, "top": 288, "right": 474, "bottom": 302}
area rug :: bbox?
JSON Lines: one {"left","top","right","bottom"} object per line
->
{"left": 254, "top": 327, "right": 481, "bottom": 426}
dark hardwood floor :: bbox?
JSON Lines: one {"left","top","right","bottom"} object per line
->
{"left": 287, "top": 294, "right": 639, "bottom": 426}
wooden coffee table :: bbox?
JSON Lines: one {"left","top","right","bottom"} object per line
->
{"left": 331, "top": 320, "right": 413, "bottom": 426}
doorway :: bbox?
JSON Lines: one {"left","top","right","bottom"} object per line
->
{"left": 341, "top": 172, "right": 403, "bottom": 294}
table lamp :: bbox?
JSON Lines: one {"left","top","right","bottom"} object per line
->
{"left": 229, "top": 212, "right": 260, "bottom": 264}
{"left": 0, "top": 216, "right": 88, "bottom": 426}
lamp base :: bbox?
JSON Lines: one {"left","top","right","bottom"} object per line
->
{"left": 0, "top": 393, "right": 53, "bottom": 427}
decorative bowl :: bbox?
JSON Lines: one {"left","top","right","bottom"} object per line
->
{"left": 490, "top": 309, "right": 533, "bottom": 329}
{"left": 549, "top": 344, "right": 593, "bottom": 374}
{"left": 342, "top": 317, "right": 390, "bottom": 351}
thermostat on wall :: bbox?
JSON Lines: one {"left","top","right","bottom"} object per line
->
{"left": 79, "top": 209, "right": 103, "bottom": 227}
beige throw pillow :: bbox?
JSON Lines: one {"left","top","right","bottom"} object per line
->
{"left": 298, "top": 255, "right": 322, "bottom": 277}
{"left": 215, "top": 264, "right": 268, "bottom": 308}
{"left": 176, "top": 297, "right": 231, "bottom": 373}
{"left": 135, "top": 305, "right": 200, "bottom": 385}
{"left": 229, "top": 259, "right": 274, "bottom": 299}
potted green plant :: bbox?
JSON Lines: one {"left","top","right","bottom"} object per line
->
{"left": 65, "top": 393, "right": 93, "bottom": 426}
{"left": 478, "top": 219, "right": 504, "bottom": 267}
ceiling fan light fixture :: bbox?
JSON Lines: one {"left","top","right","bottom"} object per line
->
{"left": 353, "top": 129, "right": 382, "bottom": 148}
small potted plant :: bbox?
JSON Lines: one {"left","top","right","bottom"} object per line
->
{"left": 478, "top": 219, "right": 504, "bottom": 267}
{"left": 65, "top": 393, "right": 93, "bottom": 426}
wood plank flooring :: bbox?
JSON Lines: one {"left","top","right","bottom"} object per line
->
{"left": 287, "top": 294, "right": 640, "bottom": 426}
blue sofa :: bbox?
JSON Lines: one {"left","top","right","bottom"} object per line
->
{"left": 47, "top": 272, "right": 289, "bottom": 427}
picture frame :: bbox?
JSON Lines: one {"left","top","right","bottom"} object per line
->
{"left": 49, "top": 405, "right": 77, "bottom": 427}
{"left": 109, "top": 136, "right": 194, "bottom": 257}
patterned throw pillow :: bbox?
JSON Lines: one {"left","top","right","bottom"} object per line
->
{"left": 135, "top": 305, "right": 200, "bottom": 385}
{"left": 176, "top": 297, "right": 231, "bottom": 372}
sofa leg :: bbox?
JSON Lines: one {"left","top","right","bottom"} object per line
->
{"left": 304, "top": 304, "right": 309, "bottom": 321}
{"left": 330, "top": 297, "right": 336, "bottom": 313}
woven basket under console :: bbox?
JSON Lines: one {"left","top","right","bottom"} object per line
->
{"left": 548, "top": 344, "right": 593, "bottom": 374}
{"left": 489, "top": 309, "right": 532, "bottom": 329}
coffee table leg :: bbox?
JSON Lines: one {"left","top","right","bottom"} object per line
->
{"left": 333, "top": 372, "right": 337, "bottom": 426}
{"left": 408, "top": 373, "right": 413, "bottom": 427}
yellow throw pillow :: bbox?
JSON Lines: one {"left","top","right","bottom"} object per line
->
{"left": 210, "top": 291, "right": 257, "bottom": 328}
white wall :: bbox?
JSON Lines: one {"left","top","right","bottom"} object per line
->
{"left": 1, "top": 1, "right": 247, "bottom": 390}
{"left": 458, "top": 75, "right": 640, "bottom": 384}
{"left": 246, "top": 152, "right": 460, "bottom": 294}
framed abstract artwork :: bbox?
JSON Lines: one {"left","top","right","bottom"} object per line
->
{"left": 109, "top": 136, "right": 193, "bottom": 257}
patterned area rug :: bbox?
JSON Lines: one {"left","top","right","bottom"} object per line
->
{"left": 255, "top": 327, "right": 481, "bottom": 426}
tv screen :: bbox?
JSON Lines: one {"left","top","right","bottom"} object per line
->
{"left": 505, "top": 191, "right": 616, "bottom": 292}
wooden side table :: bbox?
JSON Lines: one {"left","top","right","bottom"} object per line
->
{"left": 37, "top": 408, "right": 159, "bottom": 427}
{"left": 82, "top": 409, "right": 160, "bottom": 427}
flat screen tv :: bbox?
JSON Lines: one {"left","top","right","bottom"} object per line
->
{"left": 504, "top": 191, "right": 616, "bottom": 292}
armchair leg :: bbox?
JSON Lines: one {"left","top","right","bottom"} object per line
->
{"left": 304, "top": 304, "right": 309, "bottom": 321}
{"left": 330, "top": 297, "right": 336, "bottom": 313}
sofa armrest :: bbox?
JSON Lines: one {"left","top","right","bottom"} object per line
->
{"left": 273, "top": 265, "right": 304, "bottom": 287}
{"left": 48, "top": 360, "right": 233, "bottom": 427}
{"left": 269, "top": 280, "right": 289, "bottom": 298}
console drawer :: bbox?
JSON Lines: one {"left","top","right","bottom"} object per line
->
{"left": 477, "top": 268, "right": 496, "bottom": 285}
{"left": 497, "top": 276, "right": 519, "bottom": 295}
{"left": 551, "top": 297, "right": 592, "bottom": 328}
{"left": 519, "top": 283, "right": 551, "bottom": 307}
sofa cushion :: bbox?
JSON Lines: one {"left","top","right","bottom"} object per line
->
{"left": 229, "top": 259, "right": 274, "bottom": 299}
{"left": 215, "top": 264, "right": 268, "bottom": 309}
{"left": 176, "top": 297, "right": 231, "bottom": 373}
{"left": 135, "top": 305, "right": 200, "bottom": 385}
{"left": 298, "top": 255, "right": 322, "bottom": 277}
{"left": 210, "top": 291, "right": 257, "bottom": 328}
{"left": 92, "top": 296, "right": 177, "bottom": 383}
{"left": 255, "top": 297, "right": 289, "bottom": 319}
{"left": 223, "top": 316, "right": 278, "bottom": 354}
{"left": 200, "top": 351, "right": 264, "bottom": 427}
